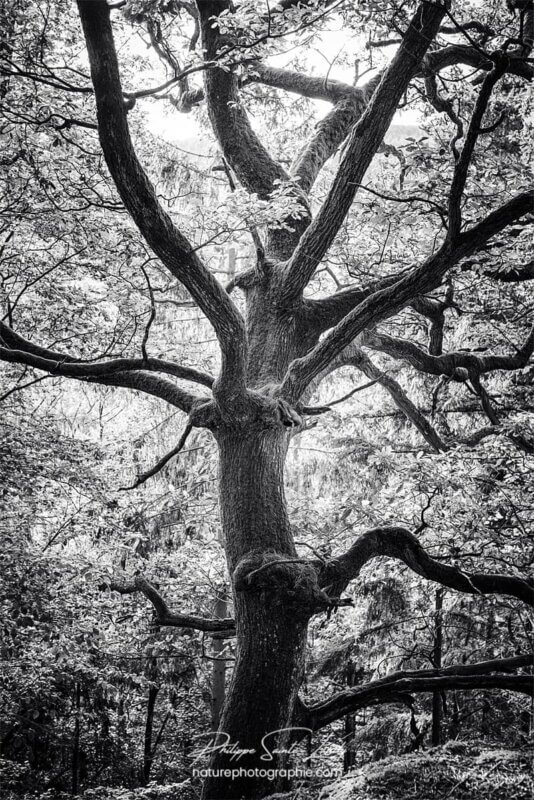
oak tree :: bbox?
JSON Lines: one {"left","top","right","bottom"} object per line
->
{"left": 1, "top": 1, "right": 533, "bottom": 797}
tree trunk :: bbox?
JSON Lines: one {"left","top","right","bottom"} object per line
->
{"left": 201, "top": 426, "right": 312, "bottom": 800}
{"left": 143, "top": 684, "right": 159, "bottom": 785}
{"left": 343, "top": 660, "right": 357, "bottom": 773}
{"left": 211, "top": 592, "right": 228, "bottom": 731}
{"left": 72, "top": 682, "right": 81, "bottom": 795}
{"left": 431, "top": 588, "right": 444, "bottom": 747}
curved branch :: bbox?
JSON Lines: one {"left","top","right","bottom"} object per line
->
{"left": 291, "top": 76, "right": 381, "bottom": 195}
{"left": 105, "top": 575, "right": 236, "bottom": 636}
{"left": 318, "top": 526, "right": 534, "bottom": 606}
{"left": 252, "top": 34, "right": 533, "bottom": 197}
{"left": 363, "top": 325, "right": 534, "bottom": 379}
{"left": 119, "top": 422, "right": 194, "bottom": 490}
{"left": 304, "top": 653, "right": 534, "bottom": 731}
{"left": 76, "top": 1, "right": 246, "bottom": 408}
{"left": 0, "top": 320, "right": 214, "bottom": 386}
{"left": 426, "top": 42, "right": 533, "bottom": 80}
{"left": 411, "top": 295, "right": 448, "bottom": 355}
{"left": 280, "top": 190, "right": 534, "bottom": 402}
{"left": 0, "top": 346, "right": 199, "bottom": 411}
{"left": 462, "top": 259, "right": 534, "bottom": 283}
{"left": 0, "top": 322, "right": 210, "bottom": 412}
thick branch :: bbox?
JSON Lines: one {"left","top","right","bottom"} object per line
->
{"left": 302, "top": 273, "right": 405, "bottom": 332}
{"left": 280, "top": 190, "right": 534, "bottom": 401}
{"left": 412, "top": 296, "right": 446, "bottom": 355}
{"left": 0, "top": 351, "right": 197, "bottom": 411}
{"left": 77, "top": 1, "right": 246, "bottom": 406}
{"left": 318, "top": 526, "right": 534, "bottom": 606}
{"left": 0, "top": 321, "right": 214, "bottom": 386}
{"left": 253, "top": 34, "right": 533, "bottom": 196}
{"left": 197, "top": 3, "right": 292, "bottom": 201}
{"left": 105, "top": 576, "right": 236, "bottom": 635}
{"left": 196, "top": 3, "right": 311, "bottom": 258}
{"left": 0, "top": 323, "right": 208, "bottom": 412}
{"left": 280, "top": 1, "right": 449, "bottom": 302}
{"left": 461, "top": 258, "right": 534, "bottom": 283}
{"left": 291, "top": 76, "right": 382, "bottom": 195}
{"left": 347, "top": 348, "right": 447, "bottom": 452}
{"left": 304, "top": 654, "right": 534, "bottom": 730}
{"left": 426, "top": 42, "right": 533, "bottom": 80}
{"left": 363, "top": 325, "right": 534, "bottom": 379}
{"left": 250, "top": 62, "right": 359, "bottom": 103}
{"left": 163, "top": 32, "right": 532, "bottom": 212}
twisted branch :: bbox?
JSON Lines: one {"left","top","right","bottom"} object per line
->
{"left": 104, "top": 575, "right": 236, "bottom": 636}
{"left": 318, "top": 526, "right": 534, "bottom": 606}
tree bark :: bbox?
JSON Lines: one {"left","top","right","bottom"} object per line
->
{"left": 211, "top": 592, "right": 228, "bottom": 731}
{"left": 201, "top": 427, "right": 311, "bottom": 799}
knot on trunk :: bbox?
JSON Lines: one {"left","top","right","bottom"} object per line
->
{"left": 233, "top": 552, "right": 338, "bottom": 617}
{"left": 250, "top": 386, "right": 303, "bottom": 428}
{"left": 275, "top": 397, "right": 303, "bottom": 427}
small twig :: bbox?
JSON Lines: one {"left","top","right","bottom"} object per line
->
{"left": 479, "top": 110, "right": 506, "bottom": 134}
{"left": 140, "top": 262, "right": 156, "bottom": 361}
{"left": 295, "top": 541, "right": 328, "bottom": 564}
{"left": 414, "top": 488, "right": 439, "bottom": 534}
{"left": 354, "top": 181, "right": 448, "bottom": 225}
{"left": 245, "top": 558, "right": 310, "bottom": 585}
{"left": 119, "top": 422, "right": 194, "bottom": 491}
{"left": 301, "top": 380, "right": 378, "bottom": 415}
{"left": 0, "top": 374, "right": 50, "bottom": 403}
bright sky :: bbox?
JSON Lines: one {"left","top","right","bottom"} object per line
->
{"left": 144, "top": 21, "right": 418, "bottom": 147}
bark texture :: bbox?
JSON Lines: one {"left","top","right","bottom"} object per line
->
{"left": 204, "top": 427, "right": 309, "bottom": 798}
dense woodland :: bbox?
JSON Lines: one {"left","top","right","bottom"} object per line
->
{"left": 0, "top": 1, "right": 533, "bottom": 799}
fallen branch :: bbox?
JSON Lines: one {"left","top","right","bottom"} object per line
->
{"left": 303, "top": 653, "right": 534, "bottom": 730}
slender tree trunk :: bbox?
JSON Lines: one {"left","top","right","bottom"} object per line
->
{"left": 481, "top": 605, "right": 495, "bottom": 734}
{"left": 72, "top": 682, "right": 81, "bottom": 795}
{"left": 450, "top": 691, "right": 460, "bottom": 739}
{"left": 431, "top": 588, "right": 444, "bottom": 747}
{"left": 143, "top": 684, "right": 159, "bottom": 785}
{"left": 201, "top": 426, "right": 312, "bottom": 800}
{"left": 343, "top": 660, "right": 357, "bottom": 773}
